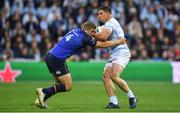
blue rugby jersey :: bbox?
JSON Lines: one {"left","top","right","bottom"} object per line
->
{"left": 49, "top": 28, "right": 97, "bottom": 59}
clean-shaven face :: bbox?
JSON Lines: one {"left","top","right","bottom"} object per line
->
{"left": 97, "top": 10, "right": 109, "bottom": 22}
{"left": 85, "top": 28, "right": 96, "bottom": 37}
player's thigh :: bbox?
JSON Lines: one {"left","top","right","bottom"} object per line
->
{"left": 52, "top": 62, "right": 70, "bottom": 84}
{"left": 111, "top": 63, "right": 124, "bottom": 77}
{"left": 111, "top": 57, "right": 130, "bottom": 77}
{"left": 53, "top": 63, "right": 71, "bottom": 85}
{"left": 45, "top": 53, "right": 70, "bottom": 82}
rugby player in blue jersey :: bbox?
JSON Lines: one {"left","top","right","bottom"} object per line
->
{"left": 34, "top": 21, "right": 126, "bottom": 108}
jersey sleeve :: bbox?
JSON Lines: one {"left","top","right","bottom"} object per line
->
{"left": 82, "top": 36, "right": 97, "bottom": 47}
{"left": 105, "top": 20, "right": 125, "bottom": 38}
{"left": 104, "top": 22, "right": 113, "bottom": 32}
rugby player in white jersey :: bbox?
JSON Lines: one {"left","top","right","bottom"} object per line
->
{"left": 94, "top": 6, "right": 137, "bottom": 109}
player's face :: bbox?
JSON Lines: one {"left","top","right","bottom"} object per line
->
{"left": 85, "top": 28, "right": 96, "bottom": 37}
{"left": 97, "top": 10, "right": 109, "bottom": 22}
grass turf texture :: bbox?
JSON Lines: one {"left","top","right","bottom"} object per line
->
{"left": 0, "top": 81, "right": 180, "bottom": 112}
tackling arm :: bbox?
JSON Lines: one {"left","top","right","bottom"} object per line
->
{"left": 95, "top": 38, "right": 126, "bottom": 48}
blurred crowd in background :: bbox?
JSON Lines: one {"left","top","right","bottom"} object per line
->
{"left": 0, "top": 0, "right": 180, "bottom": 61}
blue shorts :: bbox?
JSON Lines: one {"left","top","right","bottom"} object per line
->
{"left": 45, "top": 53, "right": 70, "bottom": 76}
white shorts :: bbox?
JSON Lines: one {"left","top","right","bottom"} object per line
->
{"left": 105, "top": 52, "right": 131, "bottom": 68}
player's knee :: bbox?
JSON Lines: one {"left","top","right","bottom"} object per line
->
{"left": 110, "top": 73, "right": 119, "bottom": 81}
{"left": 65, "top": 82, "right": 72, "bottom": 91}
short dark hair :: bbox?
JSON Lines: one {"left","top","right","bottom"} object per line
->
{"left": 98, "top": 6, "right": 112, "bottom": 14}
{"left": 82, "top": 21, "right": 96, "bottom": 31}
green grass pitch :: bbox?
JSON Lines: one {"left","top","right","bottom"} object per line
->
{"left": 0, "top": 81, "right": 180, "bottom": 112}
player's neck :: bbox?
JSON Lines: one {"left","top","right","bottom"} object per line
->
{"left": 106, "top": 16, "right": 112, "bottom": 22}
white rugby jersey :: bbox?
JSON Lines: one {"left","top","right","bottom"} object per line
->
{"left": 104, "top": 17, "right": 130, "bottom": 55}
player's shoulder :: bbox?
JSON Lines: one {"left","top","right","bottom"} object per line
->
{"left": 105, "top": 17, "right": 120, "bottom": 27}
{"left": 110, "top": 18, "right": 120, "bottom": 25}
{"left": 71, "top": 28, "right": 84, "bottom": 37}
{"left": 72, "top": 28, "right": 82, "bottom": 33}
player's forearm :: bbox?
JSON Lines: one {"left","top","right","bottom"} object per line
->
{"left": 95, "top": 41, "right": 119, "bottom": 48}
{"left": 95, "top": 38, "right": 126, "bottom": 48}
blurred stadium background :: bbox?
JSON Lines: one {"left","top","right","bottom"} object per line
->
{"left": 0, "top": 0, "right": 180, "bottom": 61}
{"left": 0, "top": 0, "right": 180, "bottom": 112}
